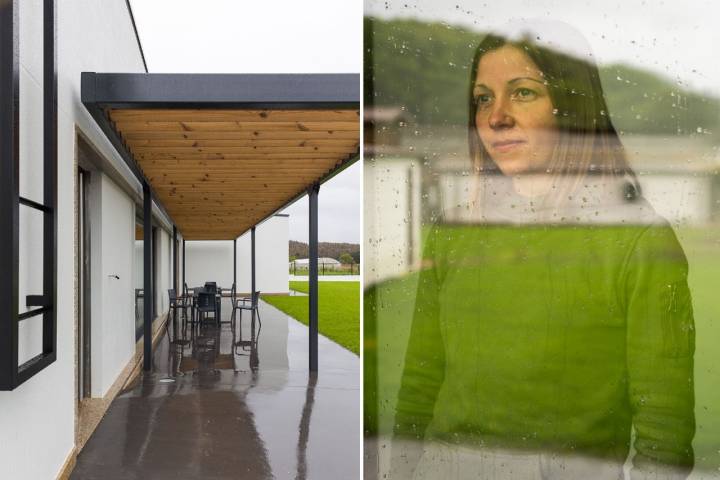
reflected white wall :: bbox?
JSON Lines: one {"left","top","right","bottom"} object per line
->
{"left": 364, "top": 157, "right": 422, "bottom": 286}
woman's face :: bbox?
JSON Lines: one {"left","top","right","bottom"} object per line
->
{"left": 473, "top": 45, "right": 559, "bottom": 176}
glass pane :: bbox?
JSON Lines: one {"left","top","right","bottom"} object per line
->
{"left": 18, "top": 205, "right": 44, "bottom": 315}
{"left": 364, "top": 2, "right": 720, "bottom": 478}
{"left": 18, "top": 0, "right": 44, "bottom": 204}
{"left": 135, "top": 224, "right": 144, "bottom": 339}
{"left": 18, "top": 314, "right": 43, "bottom": 366}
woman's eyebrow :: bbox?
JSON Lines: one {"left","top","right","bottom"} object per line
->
{"left": 508, "top": 77, "right": 545, "bottom": 85}
{"left": 474, "top": 77, "right": 545, "bottom": 91}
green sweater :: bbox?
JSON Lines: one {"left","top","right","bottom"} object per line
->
{"left": 395, "top": 214, "right": 695, "bottom": 474}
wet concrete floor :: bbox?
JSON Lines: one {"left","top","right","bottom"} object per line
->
{"left": 71, "top": 298, "right": 360, "bottom": 480}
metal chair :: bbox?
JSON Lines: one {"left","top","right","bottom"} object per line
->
{"left": 229, "top": 283, "right": 237, "bottom": 304}
{"left": 195, "top": 291, "right": 218, "bottom": 326}
{"left": 231, "top": 306, "right": 261, "bottom": 370}
{"left": 232, "top": 291, "right": 261, "bottom": 329}
{"left": 204, "top": 282, "right": 217, "bottom": 294}
{"left": 168, "top": 288, "right": 190, "bottom": 329}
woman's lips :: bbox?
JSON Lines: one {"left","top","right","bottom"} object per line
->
{"left": 491, "top": 139, "right": 526, "bottom": 153}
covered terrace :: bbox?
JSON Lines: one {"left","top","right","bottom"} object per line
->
{"left": 81, "top": 72, "right": 359, "bottom": 372}
{"left": 74, "top": 73, "right": 360, "bottom": 478}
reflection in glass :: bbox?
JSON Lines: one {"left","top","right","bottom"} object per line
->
{"left": 134, "top": 223, "right": 144, "bottom": 339}
{"left": 364, "top": 13, "right": 719, "bottom": 480}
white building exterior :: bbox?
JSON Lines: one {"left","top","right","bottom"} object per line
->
{"left": 1, "top": 3, "right": 155, "bottom": 479}
{"left": 0, "top": 2, "right": 285, "bottom": 478}
{"left": 1, "top": 4, "right": 294, "bottom": 476}
{"left": 185, "top": 214, "right": 290, "bottom": 294}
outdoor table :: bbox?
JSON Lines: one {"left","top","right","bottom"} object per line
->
{"left": 188, "top": 286, "right": 223, "bottom": 323}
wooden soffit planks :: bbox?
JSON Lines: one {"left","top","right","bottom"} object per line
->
{"left": 108, "top": 108, "right": 359, "bottom": 240}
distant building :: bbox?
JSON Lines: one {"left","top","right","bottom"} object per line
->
{"left": 290, "top": 257, "right": 342, "bottom": 270}
{"left": 364, "top": 106, "right": 408, "bottom": 149}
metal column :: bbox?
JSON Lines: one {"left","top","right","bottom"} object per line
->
{"left": 143, "top": 182, "right": 153, "bottom": 371}
{"left": 308, "top": 184, "right": 319, "bottom": 371}
{"left": 172, "top": 225, "right": 177, "bottom": 292}
{"left": 233, "top": 238, "right": 237, "bottom": 289}
{"left": 251, "top": 227, "right": 256, "bottom": 296}
{"left": 182, "top": 238, "right": 186, "bottom": 291}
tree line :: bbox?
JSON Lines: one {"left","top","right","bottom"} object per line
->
{"left": 365, "top": 17, "right": 719, "bottom": 136}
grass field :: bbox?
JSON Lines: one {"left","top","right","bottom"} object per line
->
{"left": 262, "top": 281, "right": 360, "bottom": 355}
{"left": 365, "top": 225, "right": 720, "bottom": 473}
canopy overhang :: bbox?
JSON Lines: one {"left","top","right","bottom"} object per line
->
{"left": 81, "top": 73, "right": 360, "bottom": 240}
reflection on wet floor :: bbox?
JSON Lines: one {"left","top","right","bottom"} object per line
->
{"left": 71, "top": 298, "right": 360, "bottom": 480}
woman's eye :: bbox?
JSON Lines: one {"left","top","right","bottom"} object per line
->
{"left": 475, "top": 93, "right": 492, "bottom": 108}
{"left": 513, "top": 88, "right": 537, "bottom": 101}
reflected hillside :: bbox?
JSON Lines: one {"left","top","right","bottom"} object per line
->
{"left": 365, "top": 17, "right": 720, "bottom": 136}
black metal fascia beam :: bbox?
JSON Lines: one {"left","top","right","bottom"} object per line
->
{"left": 81, "top": 73, "right": 175, "bottom": 227}
{"left": 81, "top": 72, "right": 359, "bottom": 109}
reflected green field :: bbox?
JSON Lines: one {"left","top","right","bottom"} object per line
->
{"left": 364, "top": 225, "right": 720, "bottom": 473}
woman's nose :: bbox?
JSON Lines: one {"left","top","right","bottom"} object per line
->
{"left": 488, "top": 98, "right": 514, "bottom": 129}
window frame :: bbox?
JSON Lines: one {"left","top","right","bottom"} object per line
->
{"left": 0, "top": 0, "right": 57, "bottom": 391}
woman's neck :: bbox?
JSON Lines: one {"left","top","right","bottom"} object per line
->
{"left": 511, "top": 174, "right": 555, "bottom": 198}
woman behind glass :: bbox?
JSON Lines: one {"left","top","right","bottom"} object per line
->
{"left": 393, "top": 25, "right": 695, "bottom": 480}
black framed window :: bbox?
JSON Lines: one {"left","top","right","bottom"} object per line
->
{"left": 0, "top": 0, "right": 57, "bottom": 390}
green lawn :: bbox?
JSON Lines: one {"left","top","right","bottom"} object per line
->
{"left": 365, "top": 225, "right": 720, "bottom": 472}
{"left": 262, "top": 281, "right": 359, "bottom": 355}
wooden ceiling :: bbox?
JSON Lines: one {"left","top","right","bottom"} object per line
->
{"left": 108, "top": 108, "right": 360, "bottom": 240}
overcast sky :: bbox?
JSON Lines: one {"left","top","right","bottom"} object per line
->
{"left": 129, "top": 0, "right": 362, "bottom": 243}
{"left": 366, "top": 0, "right": 720, "bottom": 95}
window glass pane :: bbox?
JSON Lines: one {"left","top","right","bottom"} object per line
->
{"left": 18, "top": 0, "right": 44, "bottom": 204}
{"left": 18, "top": 315, "right": 43, "bottom": 366}
{"left": 364, "top": 2, "right": 720, "bottom": 478}
{"left": 18, "top": 205, "right": 44, "bottom": 315}
{"left": 135, "top": 223, "right": 144, "bottom": 339}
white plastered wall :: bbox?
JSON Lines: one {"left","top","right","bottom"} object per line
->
{"left": 88, "top": 173, "right": 136, "bottom": 397}
{"left": 185, "top": 241, "right": 234, "bottom": 288}
{"left": 185, "top": 215, "right": 289, "bottom": 294}
{"left": 236, "top": 215, "right": 289, "bottom": 294}
{"left": 0, "top": 1, "right": 147, "bottom": 479}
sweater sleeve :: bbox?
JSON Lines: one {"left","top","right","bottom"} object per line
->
{"left": 624, "top": 224, "right": 695, "bottom": 479}
{"left": 394, "top": 226, "right": 446, "bottom": 441}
